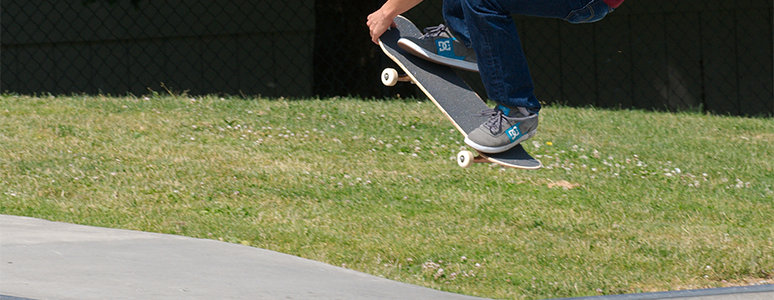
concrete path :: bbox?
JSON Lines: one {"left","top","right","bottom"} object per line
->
{"left": 1, "top": 215, "right": 772, "bottom": 300}
{"left": 0, "top": 215, "right": 481, "bottom": 300}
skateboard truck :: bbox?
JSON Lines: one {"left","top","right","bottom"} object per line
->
{"left": 381, "top": 68, "right": 413, "bottom": 86}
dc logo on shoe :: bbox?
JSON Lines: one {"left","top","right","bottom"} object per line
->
{"left": 435, "top": 38, "right": 464, "bottom": 59}
{"left": 505, "top": 123, "right": 522, "bottom": 142}
{"left": 437, "top": 39, "right": 453, "bottom": 53}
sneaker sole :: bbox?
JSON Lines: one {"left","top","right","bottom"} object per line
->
{"left": 464, "top": 130, "right": 537, "bottom": 154}
{"left": 397, "top": 38, "right": 479, "bottom": 73}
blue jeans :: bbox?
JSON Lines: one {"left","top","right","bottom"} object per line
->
{"left": 443, "top": 0, "right": 614, "bottom": 113}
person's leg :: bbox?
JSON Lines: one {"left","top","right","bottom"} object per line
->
{"left": 461, "top": 0, "right": 614, "bottom": 153}
{"left": 442, "top": 0, "right": 472, "bottom": 47}
{"left": 461, "top": 0, "right": 538, "bottom": 113}
{"left": 463, "top": 0, "right": 613, "bottom": 111}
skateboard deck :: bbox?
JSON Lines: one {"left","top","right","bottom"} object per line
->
{"left": 378, "top": 15, "right": 541, "bottom": 169}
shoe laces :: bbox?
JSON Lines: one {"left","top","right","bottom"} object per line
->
{"left": 421, "top": 24, "right": 450, "bottom": 39}
{"left": 478, "top": 108, "right": 508, "bottom": 135}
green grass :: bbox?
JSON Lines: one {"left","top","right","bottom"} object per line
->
{"left": 1, "top": 94, "right": 772, "bottom": 299}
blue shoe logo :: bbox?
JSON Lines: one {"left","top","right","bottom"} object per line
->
{"left": 435, "top": 38, "right": 465, "bottom": 60}
{"left": 505, "top": 123, "right": 522, "bottom": 142}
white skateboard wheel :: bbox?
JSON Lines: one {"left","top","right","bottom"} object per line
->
{"left": 457, "top": 150, "right": 474, "bottom": 168}
{"left": 381, "top": 68, "right": 399, "bottom": 86}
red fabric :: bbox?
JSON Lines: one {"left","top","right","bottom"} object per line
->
{"left": 603, "top": 0, "right": 624, "bottom": 9}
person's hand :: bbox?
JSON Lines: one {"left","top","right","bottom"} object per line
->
{"left": 367, "top": 9, "right": 396, "bottom": 44}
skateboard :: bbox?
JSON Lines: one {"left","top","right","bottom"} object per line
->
{"left": 378, "top": 15, "right": 541, "bottom": 169}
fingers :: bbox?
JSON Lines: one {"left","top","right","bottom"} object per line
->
{"left": 373, "top": 26, "right": 387, "bottom": 44}
{"left": 366, "top": 11, "right": 393, "bottom": 45}
{"left": 367, "top": 16, "right": 381, "bottom": 44}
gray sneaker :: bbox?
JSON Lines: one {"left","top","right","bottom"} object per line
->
{"left": 397, "top": 24, "right": 478, "bottom": 72}
{"left": 464, "top": 105, "right": 538, "bottom": 153}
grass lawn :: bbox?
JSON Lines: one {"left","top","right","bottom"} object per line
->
{"left": 1, "top": 94, "right": 772, "bottom": 299}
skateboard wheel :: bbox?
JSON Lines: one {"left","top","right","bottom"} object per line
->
{"left": 457, "top": 150, "right": 474, "bottom": 168}
{"left": 381, "top": 68, "right": 399, "bottom": 86}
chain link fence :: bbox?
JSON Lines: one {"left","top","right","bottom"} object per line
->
{"left": 1, "top": 0, "right": 772, "bottom": 116}
{"left": 2, "top": 0, "right": 315, "bottom": 97}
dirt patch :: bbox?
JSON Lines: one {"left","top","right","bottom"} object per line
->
{"left": 546, "top": 180, "right": 581, "bottom": 190}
